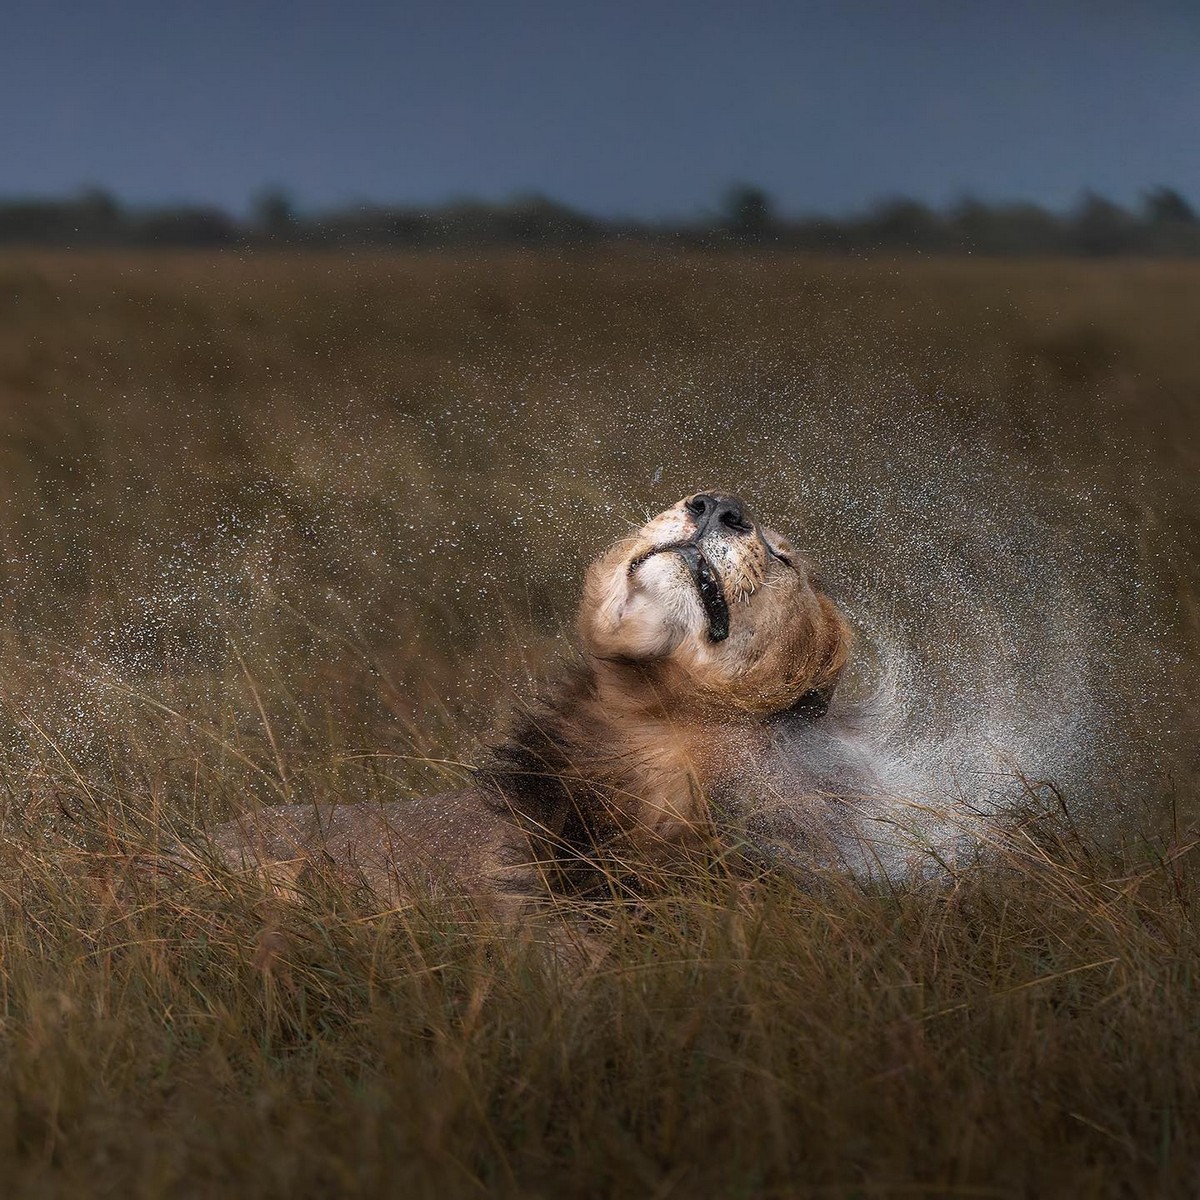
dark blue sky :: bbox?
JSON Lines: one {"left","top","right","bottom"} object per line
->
{"left": 3, "top": 0, "right": 1197, "bottom": 217}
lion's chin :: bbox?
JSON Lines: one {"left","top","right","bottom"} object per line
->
{"left": 628, "top": 541, "right": 731, "bottom": 643}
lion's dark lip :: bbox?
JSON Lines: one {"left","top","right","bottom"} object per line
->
{"left": 673, "top": 544, "right": 731, "bottom": 642}
{"left": 627, "top": 540, "right": 730, "bottom": 643}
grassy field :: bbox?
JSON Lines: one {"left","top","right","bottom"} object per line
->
{"left": 0, "top": 249, "right": 1198, "bottom": 1197}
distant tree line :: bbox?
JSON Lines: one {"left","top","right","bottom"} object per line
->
{"left": 1, "top": 183, "right": 1198, "bottom": 255}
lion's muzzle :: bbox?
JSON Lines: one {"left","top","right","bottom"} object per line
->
{"left": 624, "top": 493, "right": 763, "bottom": 643}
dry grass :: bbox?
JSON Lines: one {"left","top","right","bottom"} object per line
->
{"left": 0, "top": 249, "right": 1198, "bottom": 1197}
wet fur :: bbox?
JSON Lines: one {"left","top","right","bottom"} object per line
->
{"left": 207, "top": 493, "right": 854, "bottom": 917}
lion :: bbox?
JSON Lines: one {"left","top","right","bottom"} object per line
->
{"left": 206, "top": 491, "right": 864, "bottom": 919}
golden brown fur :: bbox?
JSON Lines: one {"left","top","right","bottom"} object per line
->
{"left": 208, "top": 492, "right": 852, "bottom": 917}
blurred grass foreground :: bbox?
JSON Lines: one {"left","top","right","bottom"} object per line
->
{"left": 0, "top": 249, "right": 1199, "bottom": 1197}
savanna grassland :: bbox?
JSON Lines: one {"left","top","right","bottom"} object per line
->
{"left": 0, "top": 249, "right": 1199, "bottom": 1198}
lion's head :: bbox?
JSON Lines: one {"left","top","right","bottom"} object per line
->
{"left": 578, "top": 492, "right": 852, "bottom": 718}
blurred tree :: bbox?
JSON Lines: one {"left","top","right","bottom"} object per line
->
{"left": 77, "top": 186, "right": 120, "bottom": 223}
{"left": 137, "top": 206, "right": 238, "bottom": 246}
{"left": 0, "top": 197, "right": 89, "bottom": 243}
{"left": 1141, "top": 187, "right": 1200, "bottom": 254}
{"left": 723, "top": 184, "right": 774, "bottom": 242}
{"left": 1144, "top": 186, "right": 1196, "bottom": 225}
{"left": 862, "top": 197, "right": 949, "bottom": 250}
{"left": 950, "top": 195, "right": 1065, "bottom": 255}
{"left": 501, "top": 193, "right": 597, "bottom": 245}
{"left": 252, "top": 187, "right": 297, "bottom": 240}
{"left": 75, "top": 187, "right": 123, "bottom": 243}
{"left": 1073, "top": 191, "right": 1137, "bottom": 255}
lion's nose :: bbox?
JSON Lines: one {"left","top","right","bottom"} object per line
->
{"left": 685, "top": 493, "right": 753, "bottom": 537}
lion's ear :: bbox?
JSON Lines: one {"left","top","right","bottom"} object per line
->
{"left": 787, "top": 688, "right": 833, "bottom": 719}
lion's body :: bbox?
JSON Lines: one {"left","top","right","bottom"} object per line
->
{"left": 208, "top": 493, "right": 868, "bottom": 912}
{"left": 210, "top": 660, "right": 772, "bottom": 912}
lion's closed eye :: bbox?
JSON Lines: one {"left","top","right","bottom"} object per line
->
{"left": 762, "top": 537, "right": 795, "bottom": 568}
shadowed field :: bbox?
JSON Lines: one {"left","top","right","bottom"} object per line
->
{"left": 1, "top": 250, "right": 1198, "bottom": 1197}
